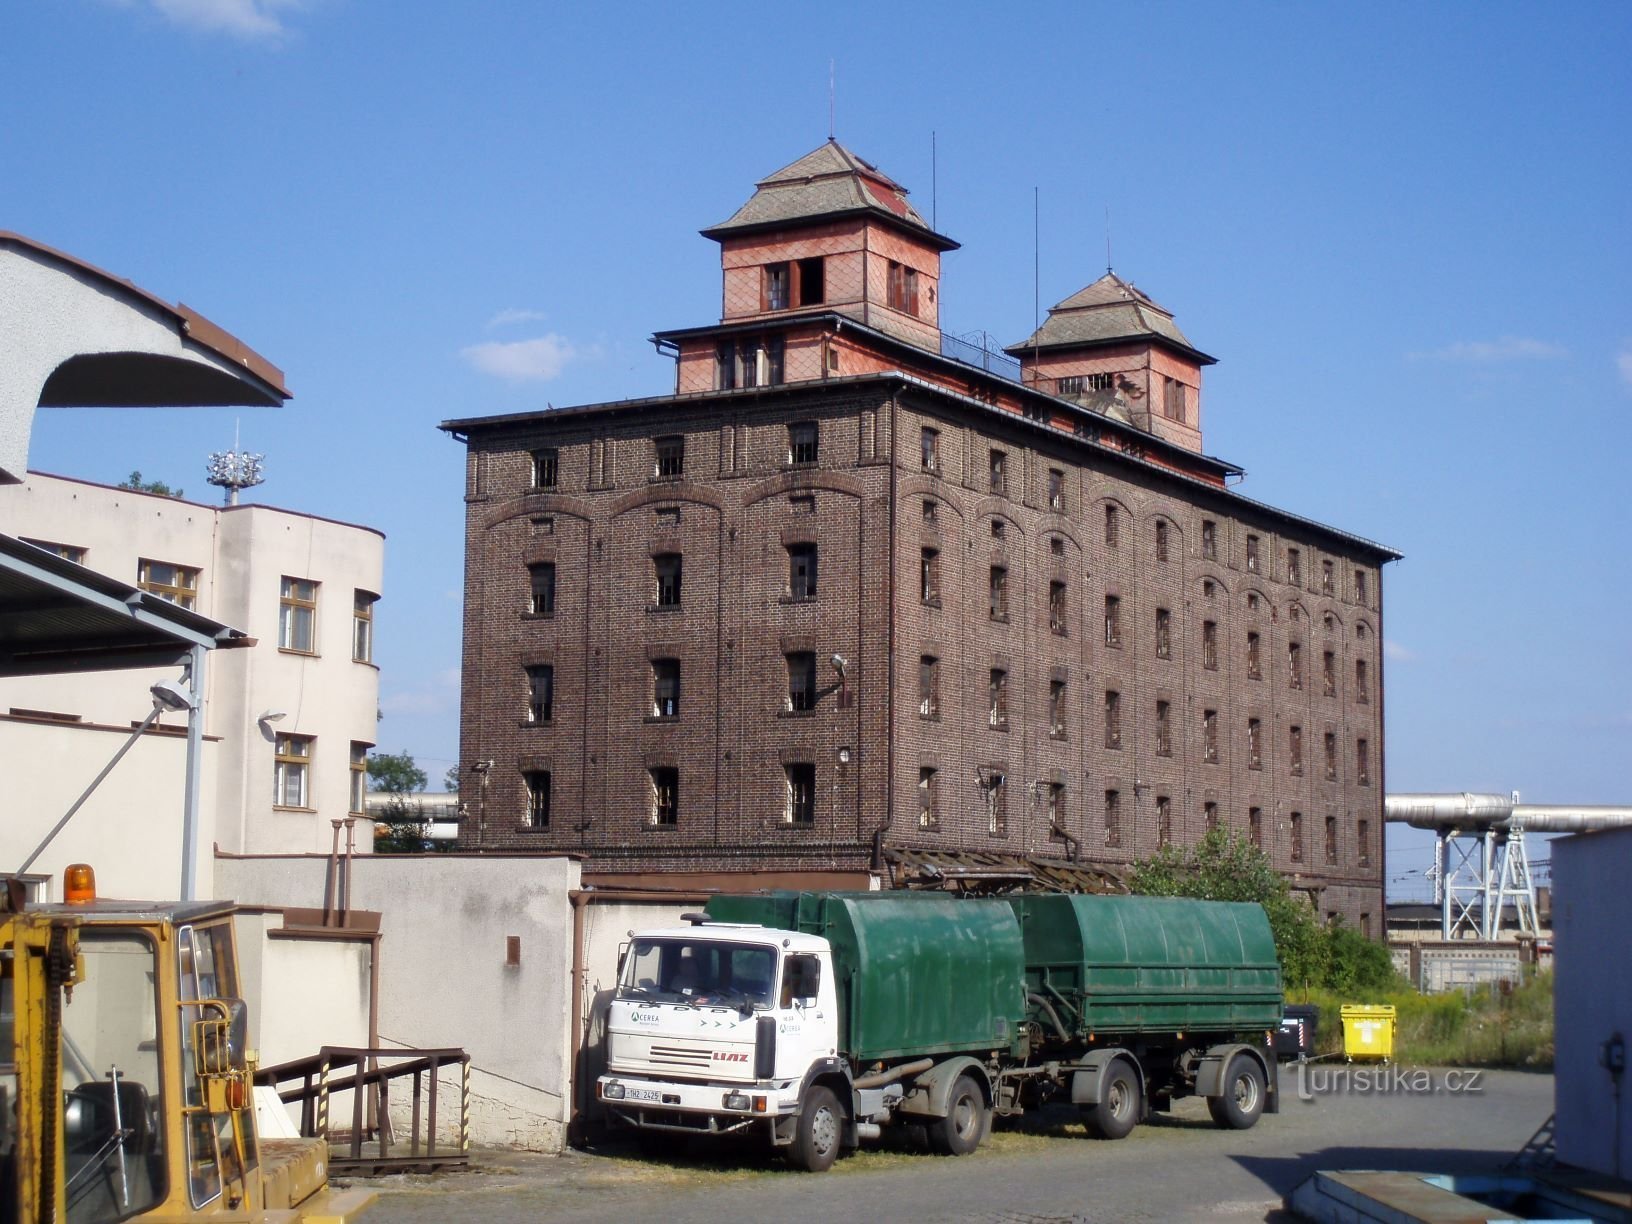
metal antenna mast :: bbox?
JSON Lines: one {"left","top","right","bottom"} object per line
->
{"left": 828, "top": 60, "right": 835, "bottom": 140}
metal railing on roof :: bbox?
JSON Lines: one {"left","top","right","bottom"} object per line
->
{"left": 938, "top": 330, "right": 1022, "bottom": 382}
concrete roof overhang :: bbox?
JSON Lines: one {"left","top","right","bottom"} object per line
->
{"left": 0, "top": 231, "right": 290, "bottom": 484}
{"left": 0, "top": 534, "right": 250, "bottom": 678}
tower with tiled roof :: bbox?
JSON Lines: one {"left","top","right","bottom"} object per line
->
{"left": 1008, "top": 272, "right": 1215, "bottom": 453}
{"left": 665, "top": 140, "right": 960, "bottom": 394}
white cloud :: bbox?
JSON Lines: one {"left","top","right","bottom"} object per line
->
{"left": 1411, "top": 336, "right": 1567, "bottom": 363}
{"left": 1383, "top": 639, "right": 1417, "bottom": 663}
{"left": 460, "top": 333, "right": 579, "bottom": 383}
{"left": 486, "top": 309, "right": 549, "bottom": 330}
{"left": 1617, "top": 343, "right": 1632, "bottom": 389}
{"left": 141, "top": 0, "right": 306, "bottom": 40}
{"left": 379, "top": 668, "right": 460, "bottom": 717}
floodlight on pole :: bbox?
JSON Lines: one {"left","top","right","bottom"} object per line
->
{"left": 207, "top": 423, "right": 265, "bottom": 506}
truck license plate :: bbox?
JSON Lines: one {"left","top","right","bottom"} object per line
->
{"left": 627, "top": 1087, "right": 662, "bottom": 1102}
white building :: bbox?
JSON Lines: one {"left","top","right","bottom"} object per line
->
{"left": 2, "top": 472, "right": 384, "bottom": 897}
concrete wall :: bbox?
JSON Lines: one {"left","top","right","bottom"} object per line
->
{"left": 233, "top": 910, "right": 373, "bottom": 1067}
{"left": 1552, "top": 825, "right": 1632, "bottom": 1180}
{"left": 219, "top": 851, "right": 580, "bottom": 1150}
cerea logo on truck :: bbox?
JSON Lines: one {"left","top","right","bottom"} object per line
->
{"left": 712, "top": 1051, "right": 749, "bottom": 1062}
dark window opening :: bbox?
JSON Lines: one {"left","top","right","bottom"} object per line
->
{"left": 526, "top": 664, "right": 553, "bottom": 724}
{"left": 652, "top": 659, "right": 680, "bottom": 719}
{"left": 788, "top": 543, "right": 818, "bottom": 601}
{"left": 797, "top": 256, "right": 825, "bottom": 306}
{"left": 786, "top": 652, "right": 818, "bottom": 712}
{"left": 525, "top": 770, "right": 551, "bottom": 828}
{"left": 654, "top": 553, "right": 682, "bottom": 607}
{"left": 650, "top": 768, "right": 678, "bottom": 826}
{"left": 786, "top": 763, "right": 816, "bottom": 825}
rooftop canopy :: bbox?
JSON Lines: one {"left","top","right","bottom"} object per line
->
{"left": 0, "top": 534, "right": 250, "bottom": 678}
{"left": 0, "top": 231, "right": 289, "bottom": 484}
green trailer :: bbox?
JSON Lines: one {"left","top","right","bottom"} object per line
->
{"left": 1008, "top": 893, "right": 1282, "bottom": 1039}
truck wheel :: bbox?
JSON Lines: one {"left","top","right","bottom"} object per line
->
{"left": 1082, "top": 1060, "right": 1139, "bottom": 1140}
{"left": 788, "top": 1086, "right": 843, "bottom": 1173}
{"left": 1207, "top": 1054, "right": 1266, "bottom": 1130}
{"left": 929, "top": 1074, "right": 987, "bottom": 1156}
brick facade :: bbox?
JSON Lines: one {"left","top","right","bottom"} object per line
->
{"left": 444, "top": 142, "right": 1397, "bottom": 928}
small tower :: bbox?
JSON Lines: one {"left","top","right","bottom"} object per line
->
{"left": 665, "top": 141, "right": 959, "bottom": 394}
{"left": 1007, "top": 272, "right": 1215, "bottom": 453}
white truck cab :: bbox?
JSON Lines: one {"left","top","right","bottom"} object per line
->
{"left": 597, "top": 921, "right": 850, "bottom": 1165}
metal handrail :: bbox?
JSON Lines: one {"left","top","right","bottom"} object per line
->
{"left": 255, "top": 1045, "right": 471, "bottom": 1175}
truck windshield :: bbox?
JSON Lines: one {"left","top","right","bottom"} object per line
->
{"left": 618, "top": 938, "right": 776, "bottom": 1008}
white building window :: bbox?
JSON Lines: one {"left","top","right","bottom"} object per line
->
{"left": 274, "top": 733, "right": 313, "bottom": 808}
{"left": 352, "top": 591, "right": 376, "bottom": 663}
{"left": 138, "top": 558, "right": 199, "bottom": 609}
{"left": 349, "top": 742, "right": 368, "bottom": 814}
{"left": 279, "top": 577, "right": 319, "bottom": 653}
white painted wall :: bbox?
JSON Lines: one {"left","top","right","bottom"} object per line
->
{"left": 2, "top": 714, "right": 196, "bottom": 899}
{"left": 1, "top": 472, "right": 382, "bottom": 897}
{"left": 218, "top": 852, "right": 580, "bottom": 1151}
{"left": 1552, "top": 824, "right": 1632, "bottom": 1180}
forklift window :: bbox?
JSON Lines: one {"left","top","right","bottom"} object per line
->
{"left": 176, "top": 922, "right": 252, "bottom": 1210}
{"left": 62, "top": 932, "right": 166, "bottom": 1224}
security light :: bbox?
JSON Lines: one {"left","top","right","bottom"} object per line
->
{"left": 150, "top": 679, "right": 194, "bottom": 712}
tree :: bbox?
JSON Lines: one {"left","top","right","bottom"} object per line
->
{"left": 1128, "top": 826, "right": 1328, "bottom": 989}
{"left": 443, "top": 764, "right": 460, "bottom": 793}
{"left": 119, "top": 470, "right": 184, "bottom": 498}
{"left": 369, "top": 750, "right": 429, "bottom": 853}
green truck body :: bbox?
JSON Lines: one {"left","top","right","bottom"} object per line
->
{"left": 1007, "top": 893, "right": 1283, "bottom": 1036}
{"left": 705, "top": 891, "right": 1027, "bottom": 1062}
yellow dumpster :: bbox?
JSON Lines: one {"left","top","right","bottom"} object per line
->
{"left": 1340, "top": 1003, "right": 1396, "bottom": 1062}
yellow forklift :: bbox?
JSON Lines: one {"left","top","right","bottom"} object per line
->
{"left": 0, "top": 865, "right": 374, "bottom": 1222}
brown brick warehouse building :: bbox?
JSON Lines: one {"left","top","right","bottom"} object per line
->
{"left": 442, "top": 141, "right": 1399, "bottom": 929}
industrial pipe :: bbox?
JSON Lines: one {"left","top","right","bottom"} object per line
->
{"left": 1384, "top": 792, "right": 1632, "bottom": 833}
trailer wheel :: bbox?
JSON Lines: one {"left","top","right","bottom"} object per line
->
{"left": 787, "top": 1086, "right": 843, "bottom": 1172}
{"left": 929, "top": 1074, "right": 987, "bottom": 1156}
{"left": 1082, "top": 1060, "right": 1139, "bottom": 1140}
{"left": 1207, "top": 1054, "right": 1266, "bottom": 1130}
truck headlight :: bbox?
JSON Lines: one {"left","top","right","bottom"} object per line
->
{"left": 602, "top": 1081, "right": 626, "bottom": 1100}
{"left": 722, "top": 1091, "right": 751, "bottom": 1111}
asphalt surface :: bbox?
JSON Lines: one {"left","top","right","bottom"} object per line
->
{"left": 351, "top": 1066, "right": 1553, "bottom": 1223}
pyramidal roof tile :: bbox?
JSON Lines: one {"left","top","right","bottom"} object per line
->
{"left": 1006, "top": 271, "right": 1212, "bottom": 362}
{"left": 702, "top": 140, "right": 957, "bottom": 250}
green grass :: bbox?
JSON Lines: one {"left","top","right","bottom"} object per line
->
{"left": 1290, "top": 969, "right": 1553, "bottom": 1069}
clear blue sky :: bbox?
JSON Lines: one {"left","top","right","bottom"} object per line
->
{"left": 6, "top": 2, "right": 1629, "bottom": 897}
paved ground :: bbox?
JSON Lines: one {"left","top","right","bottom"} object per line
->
{"left": 350, "top": 1066, "right": 1553, "bottom": 1223}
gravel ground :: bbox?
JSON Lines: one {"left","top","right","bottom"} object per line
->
{"left": 350, "top": 1066, "right": 1554, "bottom": 1223}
